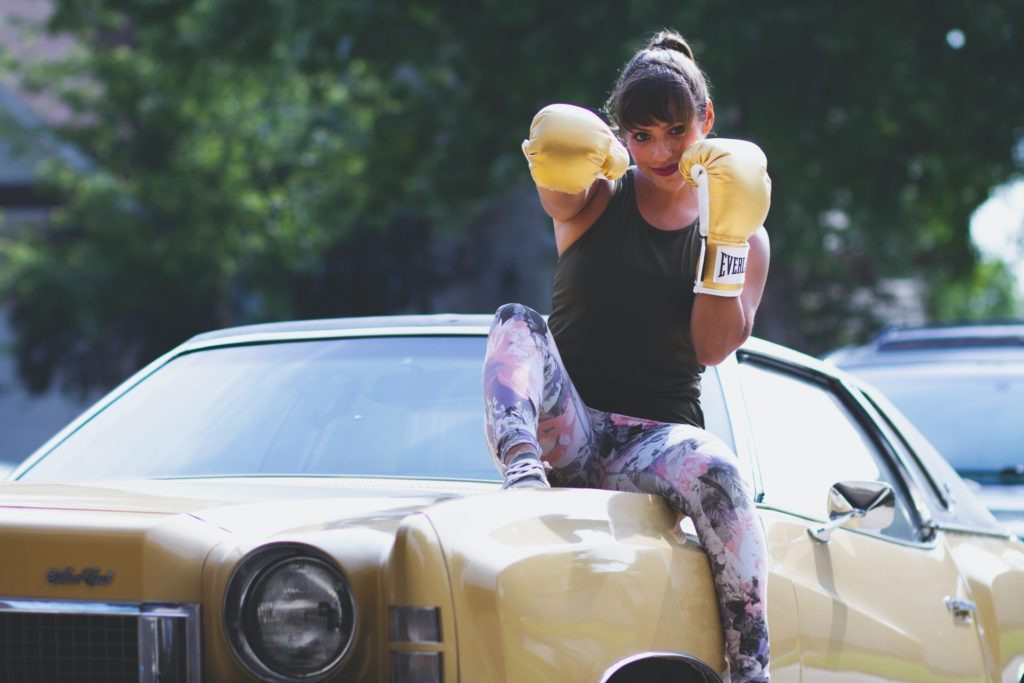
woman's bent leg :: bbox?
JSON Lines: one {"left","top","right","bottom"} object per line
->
{"left": 482, "top": 303, "right": 602, "bottom": 488}
{"left": 601, "top": 421, "right": 770, "bottom": 683}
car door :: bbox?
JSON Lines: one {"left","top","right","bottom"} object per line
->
{"left": 734, "top": 353, "right": 991, "bottom": 682}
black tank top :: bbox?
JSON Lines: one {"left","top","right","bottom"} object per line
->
{"left": 548, "top": 168, "right": 705, "bottom": 426}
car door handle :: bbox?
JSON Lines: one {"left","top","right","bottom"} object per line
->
{"left": 944, "top": 596, "right": 976, "bottom": 624}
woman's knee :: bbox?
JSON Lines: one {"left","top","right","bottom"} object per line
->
{"left": 658, "top": 430, "right": 736, "bottom": 480}
{"left": 697, "top": 454, "right": 755, "bottom": 509}
{"left": 658, "top": 432, "right": 748, "bottom": 494}
{"left": 703, "top": 453, "right": 741, "bottom": 480}
{"left": 493, "top": 303, "right": 548, "bottom": 335}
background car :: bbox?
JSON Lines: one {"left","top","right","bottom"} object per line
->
{"left": 1, "top": 315, "right": 1022, "bottom": 683}
{"left": 826, "top": 321, "right": 1024, "bottom": 538}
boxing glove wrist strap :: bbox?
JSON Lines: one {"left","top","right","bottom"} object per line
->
{"left": 690, "top": 164, "right": 747, "bottom": 297}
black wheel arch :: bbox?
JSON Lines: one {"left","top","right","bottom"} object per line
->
{"left": 600, "top": 652, "right": 722, "bottom": 683}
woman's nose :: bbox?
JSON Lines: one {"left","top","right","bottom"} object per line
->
{"left": 653, "top": 138, "right": 674, "bottom": 162}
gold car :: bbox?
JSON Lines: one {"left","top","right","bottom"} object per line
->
{"left": 1, "top": 315, "right": 1022, "bottom": 683}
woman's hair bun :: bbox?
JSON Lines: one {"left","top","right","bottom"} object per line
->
{"left": 647, "top": 30, "right": 694, "bottom": 61}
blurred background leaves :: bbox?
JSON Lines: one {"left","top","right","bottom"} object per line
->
{"left": 1, "top": 0, "right": 1022, "bottom": 395}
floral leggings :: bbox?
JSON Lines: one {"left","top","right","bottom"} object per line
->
{"left": 483, "top": 304, "right": 770, "bottom": 683}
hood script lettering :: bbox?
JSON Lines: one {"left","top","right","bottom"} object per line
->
{"left": 47, "top": 567, "right": 115, "bottom": 587}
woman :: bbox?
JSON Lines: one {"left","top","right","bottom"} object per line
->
{"left": 482, "top": 30, "right": 771, "bottom": 683}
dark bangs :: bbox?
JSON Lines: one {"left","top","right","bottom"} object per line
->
{"left": 613, "top": 69, "right": 697, "bottom": 132}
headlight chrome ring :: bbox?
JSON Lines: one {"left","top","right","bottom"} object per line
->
{"left": 224, "top": 545, "right": 356, "bottom": 682}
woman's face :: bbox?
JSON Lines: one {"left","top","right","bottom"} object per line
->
{"left": 625, "top": 102, "right": 714, "bottom": 192}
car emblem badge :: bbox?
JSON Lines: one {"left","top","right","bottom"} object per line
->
{"left": 46, "top": 567, "right": 115, "bottom": 587}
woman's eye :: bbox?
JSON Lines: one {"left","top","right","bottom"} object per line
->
{"left": 670, "top": 125, "right": 687, "bottom": 135}
{"left": 633, "top": 132, "right": 650, "bottom": 142}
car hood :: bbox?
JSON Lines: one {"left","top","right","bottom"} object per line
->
{"left": 0, "top": 476, "right": 493, "bottom": 527}
{"left": 0, "top": 476, "right": 735, "bottom": 680}
{"left": 0, "top": 476, "right": 494, "bottom": 603}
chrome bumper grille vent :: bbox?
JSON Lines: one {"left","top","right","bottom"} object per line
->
{"left": 0, "top": 611, "right": 138, "bottom": 682}
{"left": 0, "top": 599, "right": 200, "bottom": 683}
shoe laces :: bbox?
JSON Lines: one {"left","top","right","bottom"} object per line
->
{"left": 502, "top": 457, "right": 550, "bottom": 489}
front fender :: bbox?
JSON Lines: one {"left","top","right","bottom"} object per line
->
{"left": 424, "top": 488, "right": 724, "bottom": 683}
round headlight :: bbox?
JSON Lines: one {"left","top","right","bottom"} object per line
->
{"left": 226, "top": 548, "right": 356, "bottom": 681}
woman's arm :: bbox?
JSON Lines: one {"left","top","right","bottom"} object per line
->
{"left": 545, "top": 180, "right": 614, "bottom": 255}
{"left": 536, "top": 184, "right": 595, "bottom": 222}
{"left": 523, "top": 104, "right": 627, "bottom": 224}
{"left": 690, "top": 227, "right": 770, "bottom": 365}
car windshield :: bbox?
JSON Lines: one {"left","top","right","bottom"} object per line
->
{"left": 851, "top": 361, "right": 1024, "bottom": 482}
{"left": 18, "top": 336, "right": 501, "bottom": 482}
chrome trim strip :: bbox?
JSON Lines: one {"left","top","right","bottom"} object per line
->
{"left": 139, "top": 603, "right": 202, "bottom": 683}
{"left": 0, "top": 598, "right": 201, "bottom": 683}
{"left": 711, "top": 356, "right": 765, "bottom": 502}
{"left": 185, "top": 325, "right": 492, "bottom": 353}
{"left": 842, "top": 381, "right": 945, "bottom": 535}
{"left": 859, "top": 382, "right": 957, "bottom": 512}
{"left": 599, "top": 651, "right": 722, "bottom": 683}
{"left": 0, "top": 598, "right": 142, "bottom": 615}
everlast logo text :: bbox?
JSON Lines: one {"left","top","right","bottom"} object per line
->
{"left": 718, "top": 254, "right": 746, "bottom": 278}
{"left": 47, "top": 567, "right": 115, "bottom": 587}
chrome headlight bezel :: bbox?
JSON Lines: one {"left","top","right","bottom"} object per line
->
{"left": 224, "top": 544, "right": 356, "bottom": 682}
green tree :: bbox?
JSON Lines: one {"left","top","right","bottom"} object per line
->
{"left": 2, "top": 1, "right": 395, "bottom": 390}
{"left": 698, "top": 2, "right": 1024, "bottom": 348}
{"left": 2, "top": 0, "right": 1023, "bottom": 394}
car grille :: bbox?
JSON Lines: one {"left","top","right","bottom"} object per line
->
{"left": 0, "top": 599, "right": 200, "bottom": 683}
{"left": 0, "top": 611, "right": 138, "bottom": 682}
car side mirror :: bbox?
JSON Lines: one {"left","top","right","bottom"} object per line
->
{"left": 807, "top": 480, "right": 896, "bottom": 543}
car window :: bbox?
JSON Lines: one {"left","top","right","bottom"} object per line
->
{"left": 857, "top": 384, "right": 1005, "bottom": 532}
{"left": 19, "top": 333, "right": 738, "bottom": 484}
{"left": 849, "top": 362, "right": 1024, "bottom": 480}
{"left": 738, "top": 359, "right": 918, "bottom": 542}
{"left": 20, "top": 336, "right": 500, "bottom": 481}
{"left": 699, "top": 367, "right": 734, "bottom": 453}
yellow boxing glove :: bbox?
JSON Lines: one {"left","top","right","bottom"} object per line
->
{"left": 679, "top": 138, "right": 771, "bottom": 297}
{"left": 522, "top": 104, "right": 629, "bottom": 195}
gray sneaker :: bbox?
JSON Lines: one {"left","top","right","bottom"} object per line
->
{"left": 502, "top": 452, "right": 550, "bottom": 489}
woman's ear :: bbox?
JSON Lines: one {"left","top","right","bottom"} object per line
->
{"left": 702, "top": 99, "right": 716, "bottom": 134}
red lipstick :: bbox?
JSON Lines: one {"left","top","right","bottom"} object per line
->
{"left": 652, "top": 164, "right": 678, "bottom": 177}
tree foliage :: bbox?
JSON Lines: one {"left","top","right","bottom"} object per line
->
{"left": 1, "top": 0, "right": 1023, "bottom": 393}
